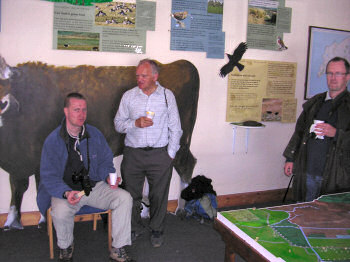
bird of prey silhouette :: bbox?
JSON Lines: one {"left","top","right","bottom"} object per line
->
{"left": 219, "top": 42, "right": 248, "bottom": 77}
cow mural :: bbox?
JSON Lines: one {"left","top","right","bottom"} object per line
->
{"left": 0, "top": 56, "right": 199, "bottom": 229}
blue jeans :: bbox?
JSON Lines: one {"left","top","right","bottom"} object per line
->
{"left": 306, "top": 174, "right": 323, "bottom": 202}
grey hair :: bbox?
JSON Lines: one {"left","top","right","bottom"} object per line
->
{"left": 137, "top": 59, "right": 160, "bottom": 75}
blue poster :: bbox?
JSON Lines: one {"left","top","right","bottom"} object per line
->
{"left": 170, "top": 0, "right": 225, "bottom": 59}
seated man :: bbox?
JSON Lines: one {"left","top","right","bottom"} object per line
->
{"left": 37, "top": 92, "right": 134, "bottom": 262}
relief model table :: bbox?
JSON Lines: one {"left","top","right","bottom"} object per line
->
{"left": 214, "top": 192, "right": 350, "bottom": 262}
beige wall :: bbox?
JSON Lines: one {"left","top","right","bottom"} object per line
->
{"left": 1, "top": 0, "right": 350, "bottom": 213}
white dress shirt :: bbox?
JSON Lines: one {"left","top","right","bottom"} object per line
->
{"left": 114, "top": 82, "right": 183, "bottom": 158}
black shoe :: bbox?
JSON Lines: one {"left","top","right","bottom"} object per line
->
{"left": 131, "top": 231, "right": 140, "bottom": 242}
{"left": 150, "top": 230, "right": 163, "bottom": 248}
{"left": 131, "top": 228, "right": 145, "bottom": 243}
{"left": 58, "top": 243, "right": 74, "bottom": 262}
{"left": 110, "top": 246, "right": 135, "bottom": 262}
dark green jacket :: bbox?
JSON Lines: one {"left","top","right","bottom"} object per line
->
{"left": 283, "top": 90, "right": 350, "bottom": 201}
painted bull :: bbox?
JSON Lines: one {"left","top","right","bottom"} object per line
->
{"left": 0, "top": 56, "right": 199, "bottom": 229}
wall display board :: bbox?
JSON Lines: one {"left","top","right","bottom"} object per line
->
{"left": 216, "top": 192, "right": 350, "bottom": 262}
{"left": 247, "top": 0, "right": 291, "bottom": 51}
{"left": 226, "top": 59, "right": 297, "bottom": 123}
{"left": 170, "top": 0, "right": 225, "bottom": 59}
{"left": 45, "top": 0, "right": 113, "bottom": 5}
{"left": 51, "top": 0, "right": 156, "bottom": 53}
{"left": 305, "top": 26, "right": 350, "bottom": 99}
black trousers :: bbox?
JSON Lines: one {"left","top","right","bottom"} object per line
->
{"left": 121, "top": 146, "right": 173, "bottom": 232}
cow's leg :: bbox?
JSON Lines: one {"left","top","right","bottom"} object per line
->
{"left": 175, "top": 180, "right": 189, "bottom": 217}
{"left": 4, "top": 176, "right": 29, "bottom": 230}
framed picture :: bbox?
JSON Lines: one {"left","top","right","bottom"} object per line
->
{"left": 304, "top": 26, "right": 350, "bottom": 99}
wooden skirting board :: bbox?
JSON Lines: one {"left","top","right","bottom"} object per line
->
{"left": 0, "top": 188, "right": 291, "bottom": 228}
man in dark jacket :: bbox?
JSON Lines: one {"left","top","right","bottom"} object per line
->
{"left": 37, "top": 93, "right": 134, "bottom": 262}
{"left": 283, "top": 57, "right": 350, "bottom": 202}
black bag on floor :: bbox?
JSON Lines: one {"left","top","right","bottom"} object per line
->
{"left": 181, "top": 175, "right": 217, "bottom": 220}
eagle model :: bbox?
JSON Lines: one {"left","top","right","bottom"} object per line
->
{"left": 219, "top": 42, "right": 248, "bottom": 77}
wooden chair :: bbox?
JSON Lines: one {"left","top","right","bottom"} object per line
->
{"left": 47, "top": 206, "right": 112, "bottom": 259}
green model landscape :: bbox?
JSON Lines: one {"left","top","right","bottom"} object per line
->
{"left": 220, "top": 192, "right": 350, "bottom": 262}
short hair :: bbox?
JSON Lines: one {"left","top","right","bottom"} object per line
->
{"left": 64, "top": 92, "right": 86, "bottom": 108}
{"left": 326, "top": 57, "right": 350, "bottom": 73}
{"left": 137, "top": 59, "right": 160, "bottom": 75}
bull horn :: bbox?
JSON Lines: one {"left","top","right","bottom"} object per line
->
{"left": 0, "top": 94, "right": 20, "bottom": 115}
{"left": 0, "top": 55, "right": 13, "bottom": 80}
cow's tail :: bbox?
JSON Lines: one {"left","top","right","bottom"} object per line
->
{"left": 174, "top": 145, "right": 197, "bottom": 183}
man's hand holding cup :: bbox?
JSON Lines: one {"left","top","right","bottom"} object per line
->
{"left": 108, "top": 172, "right": 121, "bottom": 189}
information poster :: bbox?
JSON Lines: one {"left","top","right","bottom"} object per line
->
{"left": 52, "top": 0, "right": 156, "bottom": 53}
{"left": 226, "top": 59, "right": 297, "bottom": 123}
{"left": 247, "top": 0, "right": 291, "bottom": 51}
{"left": 170, "top": 0, "right": 225, "bottom": 59}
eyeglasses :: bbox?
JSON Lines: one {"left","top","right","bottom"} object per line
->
{"left": 325, "top": 72, "right": 348, "bottom": 77}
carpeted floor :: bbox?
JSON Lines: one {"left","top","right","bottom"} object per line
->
{"left": 1, "top": 200, "right": 292, "bottom": 261}
{"left": 0, "top": 212, "right": 227, "bottom": 262}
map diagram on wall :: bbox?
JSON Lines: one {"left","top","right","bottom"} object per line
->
{"left": 305, "top": 26, "right": 350, "bottom": 99}
{"left": 219, "top": 192, "right": 350, "bottom": 262}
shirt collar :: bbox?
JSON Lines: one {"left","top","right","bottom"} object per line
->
{"left": 325, "top": 92, "right": 332, "bottom": 101}
{"left": 60, "top": 118, "right": 89, "bottom": 144}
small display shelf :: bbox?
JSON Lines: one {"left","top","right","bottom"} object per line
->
{"left": 230, "top": 121, "right": 265, "bottom": 154}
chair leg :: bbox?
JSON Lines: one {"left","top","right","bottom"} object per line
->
{"left": 47, "top": 208, "right": 54, "bottom": 259}
{"left": 108, "top": 210, "right": 112, "bottom": 251}
{"left": 93, "top": 214, "right": 98, "bottom": 231}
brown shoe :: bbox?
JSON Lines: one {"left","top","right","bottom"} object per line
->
{"left": 58, "top": 243, "right": 74, "bottom": 262}
{"left": 110, "top": 246, "right": 135, "bottom": 262}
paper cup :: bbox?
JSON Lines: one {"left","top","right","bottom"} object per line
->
{"left": 314, "top": 120, "right": 324, "bottom": 124}
{"left": 109, "top": 173, "right": 117, "bottom": 186}
{"left": 313, "top": 120, "right": 325, "bottom": 139}
{"left": 146, "top": 111, "right": 155, "bottom": 119}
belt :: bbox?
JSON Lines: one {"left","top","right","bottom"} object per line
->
{"left": 138, "top": 146, "right": 166, "bottom": 151}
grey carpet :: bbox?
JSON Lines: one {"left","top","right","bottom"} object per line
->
{"left": 0, "top": 212, "right": 225, "bottom": 262}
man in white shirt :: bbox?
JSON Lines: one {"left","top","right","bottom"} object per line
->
{"left": 114, "top": 59, "right": 183, "bottom": 247}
